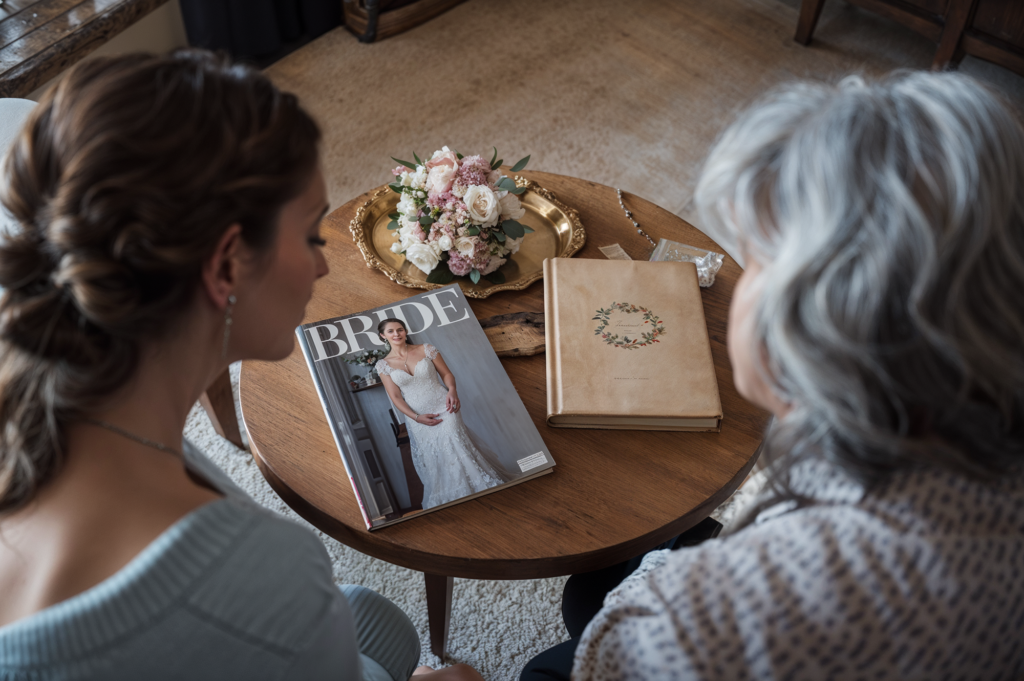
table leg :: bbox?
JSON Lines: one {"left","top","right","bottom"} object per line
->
{"left": 424, "top": 573, "right": 453, "bottom": 658}
{"left": 200, "top": 368, "right": 244, "bottom": 449}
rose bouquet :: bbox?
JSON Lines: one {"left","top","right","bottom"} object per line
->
{"left": 387, "top": 147, "right": 534, "bottom": 285}
{"left": 342, "top": 348, "right": 391, "bottom": 368}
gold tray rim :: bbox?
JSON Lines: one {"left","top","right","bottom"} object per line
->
{"left": 348, "top": 177, "right": 587, "bottom": 299}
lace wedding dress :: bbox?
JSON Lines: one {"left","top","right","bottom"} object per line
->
{"left": 376, "top": 344, "right": 512, "bottom": 509}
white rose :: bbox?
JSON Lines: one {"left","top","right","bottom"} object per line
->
{"left": 409, "top": 166, "right": 428, "bottom": 190}
{"left": 404, "top": 242, "right": 441, "bottom": 274}
{"left": 390, "top": 241, "right": 404, "bottom": 253}
{"left": 396, "top": 193, "right": 418, "bottom": 216}
{"left": 438, "top": 234, "right": 453, "bottom": 251}
{"left": 463, "top": 185, "right": 500, "bottom": 227}
{"left": 398, "top": 219, "right": 423, "bottom": 250}
{"left": 498, "top": 192, "right": 525, "bottom": 221}
{"left": 454, "top": 236, "right": 476, "bottom": 258}
{"left": 505, "top": 236, "right": 523, "bottom": 255}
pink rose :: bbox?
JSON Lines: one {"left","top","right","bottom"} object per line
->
{"left": 425, "top": 149, "right": 460, "bottom": 195}
{"left": 426, "top": 148, "right": 459, "bottom": 169}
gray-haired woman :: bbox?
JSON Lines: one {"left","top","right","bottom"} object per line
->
{"left": 523, "top": 71, "right": 1024, "bottom": 680}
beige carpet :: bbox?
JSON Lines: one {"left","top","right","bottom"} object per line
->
{"left": 184, "top": 1, "right": 1024, "bottom": 678}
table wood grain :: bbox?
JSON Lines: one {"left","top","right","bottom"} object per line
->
{"left": 239, "top": 171, "right": 771, "bottom": 581}
{"left": 0, "top": 0, "right": 169, "bottom": 98}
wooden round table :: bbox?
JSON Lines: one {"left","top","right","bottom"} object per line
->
{"left": 239, "top": 171, "right": 771, "bottom": 657}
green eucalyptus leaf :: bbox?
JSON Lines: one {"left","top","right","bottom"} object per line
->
{"left": 491, "top": 158, "right": 503, "bottom": 170}
{"left": 496, "top": 177, "right": 518, "bottom": 191}
{"left": 418, "top": 216, "right": 435, "bottom": 226}
{"left": 510, "top": 155, "right": 531, "bottom": 172}
{"left": 502, "top": 220, "right": 526, "bottom": 239}
{"left": 466, "top": 226, "right": 481, "bottom": 236}
{"left": 469, "top": 269, "right": 481, "bottom": 285}
{"left": 387, "top": 220, "right": 400, "bottom": 230}
{"left": 388, "top": 212, "right": 401, "bottom": 220}
{"left": 413, "top": 152, "right": 422, "bottom": 165}
{"left": 490, "top": 147, "right": 498, "bottom": 166}
{"left": 494, "top": 231, "right": 507, "bottom": 242}
{"left": 389, "top": 183, "right": 404, "bottom": 194}
{"left": 391, "top": 156, "right": 417, "bottom": 170}
{"left": 523, "top": 226, "right": 535, "bottom": 233}
{"left": 426, "top": 267, "right": 454, "bottom": 284}
{"left": 456, "top": 151, "right": 464, "bottom": 160}
{"left": 510, "top": 186, "right": 527, "bottom": 195}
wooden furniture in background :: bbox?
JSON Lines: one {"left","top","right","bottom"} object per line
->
{"left": 342, "top": 0, "right": 467, "bottom": 42}
{"left": 796, "top": 0, "right": 1024, "bottom": 77}
{"left": 239, "top": 171, "right": 772, "bottom": 657}
{"left": 0, "top": 0, "right": 170, "bottom": 98}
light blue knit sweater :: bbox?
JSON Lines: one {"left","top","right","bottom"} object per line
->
{"left": 0, "top": 442, "right": 370, "bottom": 680}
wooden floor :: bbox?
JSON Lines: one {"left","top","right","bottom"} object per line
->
{"left": 0, "top": 0, "right": 168, "bottom": 98}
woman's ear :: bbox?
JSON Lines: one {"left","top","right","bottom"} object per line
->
{"left": 201, "top": 223, "right": 244, "bottom": 309}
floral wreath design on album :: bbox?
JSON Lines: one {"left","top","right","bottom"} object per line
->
{"left": 593, "top": 302, "right": 666, "bottom": 350}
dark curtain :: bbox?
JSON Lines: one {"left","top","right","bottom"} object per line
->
{"left": 180, "top": 0, "right": 342, "bottom": 60}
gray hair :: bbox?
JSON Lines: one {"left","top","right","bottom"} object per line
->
{"left": 696, "top": 71, "right": 1024, "bottom": 517}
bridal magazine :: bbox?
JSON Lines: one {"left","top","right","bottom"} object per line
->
{"left": 296, "top": 285, "right": 555, "bottom": 530}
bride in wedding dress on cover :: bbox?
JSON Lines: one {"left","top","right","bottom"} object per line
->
{"left": 376, "top": 318, "right": 515, "bottom": 509}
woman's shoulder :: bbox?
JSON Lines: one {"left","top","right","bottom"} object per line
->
{"left": 141, "top": 498, "right": 338, "bottom": 611}
{"left": 169, "top": 502, "right": 350, "bottom": 659}
{"left": 0, "top": 499, "right": 354, "bottom": 677}
{"left": 191, "top": 499, "right": 338, "bottom": 615}
{"left": 423, "top": 343, "right": 438, "bottom": 360}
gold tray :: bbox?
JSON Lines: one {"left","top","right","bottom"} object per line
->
{"left": 349, "top": 178, "right": 586, "bottom": 299}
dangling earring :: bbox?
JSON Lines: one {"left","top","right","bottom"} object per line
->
{"left": 222, "top": 294, "right": 236, "bottom": 359}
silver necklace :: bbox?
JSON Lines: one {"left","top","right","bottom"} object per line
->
{"left": 391, "top": 344, "right": 413, "bottom": 373}
{"left": 87, "top": 418, "right": 182, "bottom": 457}
{"left": 616, "top": 188, "right": 657, "bottom": 247}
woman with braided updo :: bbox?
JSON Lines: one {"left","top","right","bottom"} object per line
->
{"left": 0, "top": 52, "right": 481, "bottom": 681}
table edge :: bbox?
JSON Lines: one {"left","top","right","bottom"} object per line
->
{"left": 247, "top": 432, "right": 761, "bottom": 580}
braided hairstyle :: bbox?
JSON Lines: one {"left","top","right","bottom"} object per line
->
{"left": 0, "top": 50, "right": 321, "bottom": 514}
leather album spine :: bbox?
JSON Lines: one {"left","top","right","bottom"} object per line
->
{"left": 543, "top": 258, "right": 561, "bottom": 424}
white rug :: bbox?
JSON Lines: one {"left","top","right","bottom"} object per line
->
{"left": 184, "top": 0, "right": 1023, "bottom": 677}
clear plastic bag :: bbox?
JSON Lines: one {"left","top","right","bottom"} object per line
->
{"left": 648, "top": 239, "right": 724, "bottom": 287}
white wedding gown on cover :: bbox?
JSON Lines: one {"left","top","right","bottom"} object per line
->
{"left": 376, "top": 344, "right": 512, "bottom": 509}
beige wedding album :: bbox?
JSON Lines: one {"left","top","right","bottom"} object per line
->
{"left": 544, "top": 258, "right": 722, "bottom": 431}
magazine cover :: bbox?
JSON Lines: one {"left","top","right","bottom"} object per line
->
{"left": 296, "top": 284, "right": 555, "bottom": 530}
